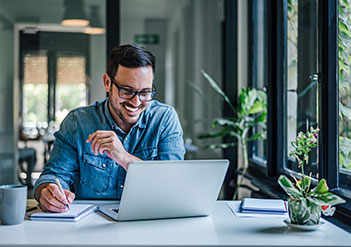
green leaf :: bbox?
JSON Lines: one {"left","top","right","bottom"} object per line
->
{"left": 201, "top": 70, "right": 236, "bottom": 113}
{"left": 339, "top": 103, "right": 351, "bottom": 121}
{"left": 340, "top": 136, "right": 351, "bottom": 156}
{"left": 248, "top": 101, "right": 264, "bottom": 114}
{"left": 311, "top": 179, "right": 329, "bottom": 195}
{"left": 314, "top": 192, "right": 346, "bottom": 206}
{"left": 278, "top": 175, "right": 304, "bottom": 198}
{"left": 254, "top": 111, "right": 266, "bottom": 123}
{"left": 246, "top": 131, "right": 265, "bottom": 142}
{"left": 298, "top": 176, "right": 311, "bottom": 192}
{"left": 339, "top": 22, "right": 351, "bottom": 37}
{"left": 340, "top": 5, "right": 345, "bottom": 16}
{"left": 211, "top": 118, "right": 236, "bottom": 127}
{"left": 344, "top": 0, "right": 350, "bottom": 9}
{"left": 247, "top": 89, "right": 258, "bottom": 110}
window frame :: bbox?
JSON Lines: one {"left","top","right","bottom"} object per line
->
{"left": 247, "top": 0, "right": 268, "bottom": 173}
{"left": 245, "top": 0, "right": 351, "bottom": 228}
{"left": 320, "top": 0, "right": 351, "bottom": 218}
{"left": 19, "top": 31, "right": 90, "bottom": 125}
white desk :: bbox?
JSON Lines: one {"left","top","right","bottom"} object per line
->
{"left": 1, "top": 201, "right": 351, "bottom": 246}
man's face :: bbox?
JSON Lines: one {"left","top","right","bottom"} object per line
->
{"left": 106, "top": 65, "right": 154, "bottom": 132}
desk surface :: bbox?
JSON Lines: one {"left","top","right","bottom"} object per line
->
{"left": 1, "top": 200, "right": 351, "bottom": 247}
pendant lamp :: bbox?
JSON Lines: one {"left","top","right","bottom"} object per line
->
{"left": 61, "top": 0, "right": 89, "bottom": 27}
{"left": 84, "top": 5, "right": 105, "bottom": 34}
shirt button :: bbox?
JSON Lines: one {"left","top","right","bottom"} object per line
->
{"left": 102, "top": 164, "right": 107, "bottom": 168}
{"left": 120, "top": 185, "right": 124, "bottom": 189}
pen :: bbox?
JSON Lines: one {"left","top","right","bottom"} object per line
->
{"left": 54, "top": 177, "right": 71, "bottom": 210}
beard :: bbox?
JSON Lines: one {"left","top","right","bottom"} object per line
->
{"left": 108, "top": 88, "right": 146, "bottom": 126}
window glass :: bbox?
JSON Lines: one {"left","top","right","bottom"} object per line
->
{"left": 56, "top": 56, "right": 87, "bottom": 123}
{"left": 120, "top": 0, "right": 224, "bottom": 159}
{"left": 251, "top": 0, "right": 268, "bottom": 164}
{"left": 286, "top": 0, "right": 320, "bottom": 178}
{"left": 338, "top": 0, "right": 351, "bottom": 186}
{"left": 23, "top": 53, "right": 48, "bottom": 125}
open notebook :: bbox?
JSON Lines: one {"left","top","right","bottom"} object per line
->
{"left": 29, "top": 204, "right": 96, "bottom": 222}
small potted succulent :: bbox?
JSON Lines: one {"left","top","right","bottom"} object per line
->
{"left": 278, "top": 127, "right": 346, "bottom": 226}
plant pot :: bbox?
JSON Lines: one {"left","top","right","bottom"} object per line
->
{"left": 288, "top": 198, "right": 321, "bottom": 225}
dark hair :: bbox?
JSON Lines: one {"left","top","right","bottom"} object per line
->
{"left": 107, "top": 44, "right": 156, "bottom": 77}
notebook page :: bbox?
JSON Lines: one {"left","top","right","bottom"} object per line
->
{"left": 30, "top": 204, "right": 95, "bottom": 218}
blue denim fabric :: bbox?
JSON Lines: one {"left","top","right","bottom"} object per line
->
{"left": 34, "top": 98, "right": 185, "bottom": 199}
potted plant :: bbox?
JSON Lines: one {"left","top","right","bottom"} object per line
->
{"left": 278, "top": 127, "right": 346, "bottom": 226}
{"left": 198, "top": 70, "right": 267, "bottom": 199}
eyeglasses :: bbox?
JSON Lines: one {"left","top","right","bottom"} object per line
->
{"left": 108, "top": 74, "right": 156, "bottom": 102}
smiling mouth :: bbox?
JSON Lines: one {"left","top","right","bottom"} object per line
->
{"left": 123, "top": 104, "right": 139, "bottom": 114}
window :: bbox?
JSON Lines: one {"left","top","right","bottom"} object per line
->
{"left": 56, "top": 55, "right": 87, "bottom": 123}
{"left": 249, "top": 0, "right": 268, "bottom": 166}
{"left": 23, "top": 53, "right": 48, "bottom": 125}
{"left": 20, "top": 31, "right": 89, "bottom": 129}
{"left": 286, "top": 0, "right": 320, "bottom": 179}
{"left": 338, "top": 0, "right": 351, "bottom": 189}
{"left": 247, "top": 0, "right": 351, "bottom": 227}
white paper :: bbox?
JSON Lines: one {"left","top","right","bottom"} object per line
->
{"left": 227, "top": 201, "right": 289, "bottom": 218}
{"left": 240, "top": 198, "right": 287, "bottom": 212}
{"left": 29, "top": 204, "right": 96, "bottom": 222}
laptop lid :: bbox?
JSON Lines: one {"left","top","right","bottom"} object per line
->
{"left": 109, "top": 159, "right": 229, "bottom": 221}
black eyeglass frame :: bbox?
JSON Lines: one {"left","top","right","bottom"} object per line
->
{"left": 107, "top": 73, "right": 157, "bottom": 102}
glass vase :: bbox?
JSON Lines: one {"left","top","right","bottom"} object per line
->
{"left": 288, "top": 198, "right": 321, "bottom": 225}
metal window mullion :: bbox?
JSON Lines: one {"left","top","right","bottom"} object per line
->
{"left": 267, "top": 0, "right": 287, "bottom": 177}
{"left": 319, "top": 0, "right": 338, "bottom": 188}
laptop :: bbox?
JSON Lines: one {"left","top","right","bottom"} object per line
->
{"left": 98, "top": 159, "right": 229, "bottom": 221}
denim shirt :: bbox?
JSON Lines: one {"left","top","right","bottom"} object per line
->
{"left": 34, "top": 98, "right": 185, "bottom": 199}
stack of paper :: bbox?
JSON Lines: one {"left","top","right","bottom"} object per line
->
{"left": 240, "top": 198, "right": 287, "bottom": 214}
{"left": 227, "top": 198, "right": 288, "bottom": 218}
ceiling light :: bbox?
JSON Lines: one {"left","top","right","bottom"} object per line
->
{"left": 61, "top": 0, "right": 89, "bottom": 27}
{"left": 84, "top": 5, "right": 105, "bottom": 35}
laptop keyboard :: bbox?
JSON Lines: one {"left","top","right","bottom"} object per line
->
{"left": 112, "top": 208, "right": 119, "bottom": 213}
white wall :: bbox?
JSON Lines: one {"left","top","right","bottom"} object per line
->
{"left": 89, "top": 34, "right": 107, "bottom": 104}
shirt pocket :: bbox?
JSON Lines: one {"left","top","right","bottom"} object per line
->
{"left": 133, "top": 147, "right": 158, "bottom": 160}
{"left": 80, "top": 154, "right": 113, "bottom": 193}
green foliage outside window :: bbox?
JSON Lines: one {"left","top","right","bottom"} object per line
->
{"left": 55, "top": 84, "right": 86, "bottom": 123}
{"left": 339, "top": 0, "right": 351, "bottom": 171}
{"left": 23, "top": 83, "right": 48, "bottom": 123}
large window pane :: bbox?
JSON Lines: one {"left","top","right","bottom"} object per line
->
{"left": 251, "top": 0, "right": 268, "bottom": 164}
{"left": 338, "top": 0, "right": 351, "bottom": 188}
{"left": 56, "top": 56, "right": 87, "bottom": 123}
{"left": 23, "top": 53, "right": 48, "bottom": 126}
{"left": 120, "top": 0, "right": 224, "bottom": 159}
{"left": 286, "top": 0, "right": 320, "bottom": 178}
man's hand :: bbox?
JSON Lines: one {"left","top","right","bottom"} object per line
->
{"left": 86, "top": 130, "right": 140, "bottom": 170}
{"left": 36, "top": 183, "right": 75, "bottom": 212}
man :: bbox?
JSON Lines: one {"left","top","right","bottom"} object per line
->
{"left": 34, "top": 44, "right": 185, "bottom": 212}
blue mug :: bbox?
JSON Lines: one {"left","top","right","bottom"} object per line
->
{"left": 0, "top": 185, "right": 27, "bottom": 225}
